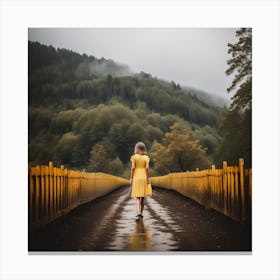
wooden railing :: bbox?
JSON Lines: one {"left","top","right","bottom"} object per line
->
{"left": 28, "top": 162, "right": 129, "bottom": 232}
{"left": 151, "top": 158, "right": 252, "bottom": 224}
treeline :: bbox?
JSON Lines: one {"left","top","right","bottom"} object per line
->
{"left": 28, "top": 41, "right": 233, "bottom": 177}
{"left": 29, "top": 103, "right": 222, "bottom": 176}
{"left": 29, "top": 41, "right": 225, "bottom": 128}
{"left": 214, "top": 28, "right": 252, "bottom": 168}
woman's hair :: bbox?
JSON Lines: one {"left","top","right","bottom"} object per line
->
{"left": 134, "top": 142, "right": 147, "bottom": 155}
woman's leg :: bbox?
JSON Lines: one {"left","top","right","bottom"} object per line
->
{"left": 136, "top": 197, "right": 141, "bottom": 214}
{"left": 140, "top": 197, "right": 145, "bottom": 214}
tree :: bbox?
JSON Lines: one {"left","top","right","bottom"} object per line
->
{"left": 107, "top": 157, "right": 124, "bottom": 176}
{"left": 53, "top": 132, "right": 85, "bottom": 167}
{"left": 215, "top": 28, "right": 252, "bottom": 167}
{"left": 226, "top": 28, "right": 252, "bottom": 111}
{"left": 151, "top": 123, "right": 209, "bottom": 174}
{"left": 88, "top": 143, "right": 124, "bottom": 175}
{"left": 74, "top": 61, "right": 90, "bottom": 80}
{"left": 88, "top": 142, "right": 109, "bottom": 172}
{"left": 192, "top": 125, "right": 221, "bottom": 156}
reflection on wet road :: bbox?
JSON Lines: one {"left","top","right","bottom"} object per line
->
{"left": 106, "top": 195, "right": 183, "bottom": 251}
{"left": 29, "top": 186, "right": 251, "bottom": 252}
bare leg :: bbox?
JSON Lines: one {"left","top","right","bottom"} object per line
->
{"left": 140, "top": 197, "right": 145, "bottom": 214}
{"left": 136, "top": 197, "right": 141, "bottom": 214}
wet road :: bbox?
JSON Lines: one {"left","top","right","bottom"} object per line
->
{"left": 29, "top": 186, "right": 251, "bottom": 252}
{"left": 105, "top": 195, "right": 183, "bottom": 251}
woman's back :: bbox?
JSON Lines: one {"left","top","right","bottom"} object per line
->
{"left": 130, "top": 153, "right": 152, "bottom": 199}
{"left": 131, "top": 154, "right": 149, "bottom": 169}
{"left": 130, "top": 142, "right": 152, "bottom": 216}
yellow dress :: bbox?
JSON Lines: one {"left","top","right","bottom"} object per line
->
{"left": 130, "top": 154, "right": 152, "bottom": 198}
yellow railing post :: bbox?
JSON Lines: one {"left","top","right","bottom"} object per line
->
{"left": 40, "top": 165, "right": 45, "bottom": 219}
{"left": 234, "top": 166, "right": 239, "bottom": 220}
{"left": 28, "top": 165, "right": 33, "bottom": 226}
{"left": 45, "top": 165, "right": 49, "bottom": 218}
{"left": 49, "top": 161, "right": 54, "bottom": 217}
{"left": 57, "top": 167, "right": 61, "bottom": 213}
{"left": 61, "top": 165, "right": 65, "bottom": 211}
{"left": 223, "top": 161, "right": 228, "bottom": 215}
{"left": 211, "top": 165, "right": 215, "bottom": 209}
{"left": 35, "top": 165, "right": 40, "bottom": 221}
{"left": 239, "top": 158, "right": 245, "bottom": 224}
{"left": 230, "top": 166, "right": 235, "bottom": 218}
{"left": 53, "top": 167, "right": 57, "bottom": 214}
{"left": 227, "top": 166, "right": 231, "bottom": 214}
{"left": 65, "top": 167, "right": 68, "bottom": 209}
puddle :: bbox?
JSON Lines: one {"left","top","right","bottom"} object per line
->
{"left": 106, "top": 197, "right": 182, "bottom": 251}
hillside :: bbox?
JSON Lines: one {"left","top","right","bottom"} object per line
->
{"left": 183, "top": 86, "right": 230, "bottom": 107}
{"left": 28, "top": 41, "right": 227, "bottom": 175}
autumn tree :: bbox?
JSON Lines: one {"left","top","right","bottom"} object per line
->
{"left": 151, "top": 123, "right": 209, "bottom": 174}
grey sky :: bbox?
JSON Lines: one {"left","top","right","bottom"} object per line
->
{"left": 29, "top": 28, "right": 238, "bottom": 100}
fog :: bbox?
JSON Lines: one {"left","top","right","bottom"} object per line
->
{"left": 29, "top": 28, "right": 238, "bottom": 101}
{"left": 89, "top": 59, "right": 132, "bottom": 77}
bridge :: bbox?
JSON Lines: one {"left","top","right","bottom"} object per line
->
{"left": 28, "top": 159, "right": 251, "bottom": 252}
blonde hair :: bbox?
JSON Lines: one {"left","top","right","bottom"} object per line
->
{"left": 134, "top": 142, "right": 147, "bottom": 155}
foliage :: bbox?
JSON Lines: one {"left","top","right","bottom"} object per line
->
{"left": 214, "top": 109, "right": 251, "bottom": 167}
{"left": 28, "top": 41, "right": 226, "bottom": 127}
{"left": 151, "top": 123, "right": 210, "bottom": 174}
{"left": 28, "top": 41, "right": 227, "bottom": 175}
{"left": 214, "top": 28, "right": 252, "bottom": 167}
{"left": 226, "top": 28, "right": 252, "bottom": 111}
{"left": 88, "top": 142, "right": 111, "bottom": 172}
{"left": 191, "top": 125, "right": 222, "bottom": 156}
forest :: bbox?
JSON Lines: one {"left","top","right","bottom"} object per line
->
{"left": 28, "top": 29, "right": 251, "bottom": 177}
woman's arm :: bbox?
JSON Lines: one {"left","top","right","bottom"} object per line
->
{"left": 146, "top": 163, "right": 150, "bottom": 184}
{"left": 130, "top": 162, "right": 135, "bottom": 185}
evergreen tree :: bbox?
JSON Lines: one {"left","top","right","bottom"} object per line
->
{"left": 88, "top": 142, "right": 109, "bottom": 172}
{"left": 226, "top": 28, "right": 252, "bottom": 111}
{"left": 215, "top": 28, "right": 252, "bottom": 167}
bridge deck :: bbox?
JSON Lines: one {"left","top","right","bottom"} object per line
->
{"left": 29, "top": 186, "right": 251, "bottom": 252}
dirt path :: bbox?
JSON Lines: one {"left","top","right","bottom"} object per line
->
{"left": 29, "top": 186, "right": 251, "bottom": 252}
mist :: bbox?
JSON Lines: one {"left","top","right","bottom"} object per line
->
{"left": 28, "top": 28, "right": 238, "bottom": 102}
{"left": 89, "top": 59, "right": 132, "bottom": 77}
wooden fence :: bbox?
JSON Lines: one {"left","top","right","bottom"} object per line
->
{"left": 151, "top": 158, "right": 252, "bottom": 224}
{"left": 28, "top": 162, "right": 129, "bottom": 232}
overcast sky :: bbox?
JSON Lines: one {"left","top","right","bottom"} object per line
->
{"left": 29, "top": 28, "right": 238, "bottom": 100}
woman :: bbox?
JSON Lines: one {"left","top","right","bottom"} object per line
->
{"left": 129, "top": 142, "right": 152, "bottom": 217}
